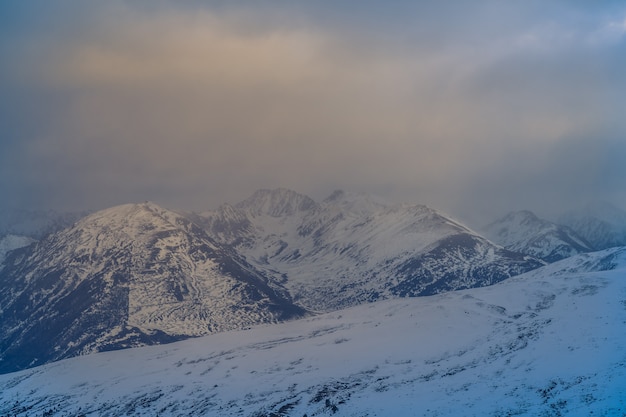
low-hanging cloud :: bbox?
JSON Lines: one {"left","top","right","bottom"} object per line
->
{"left": 1, "top": 1, "right": 625, "bottom": 224}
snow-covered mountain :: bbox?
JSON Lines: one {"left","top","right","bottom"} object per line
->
{"left": 2, "top": 247, "right": 624, "bottom": 416}
{"left": 483, "top": 210, "right": 594, "bottom": 262}
{"left": 199, "top": 189, "right": 543, "bottom": 311}
{"left": 0, "top": 202, "right": 304, "bottom": 375}
{"left": 560, "top": 201, "right": 626, "bottom": 250}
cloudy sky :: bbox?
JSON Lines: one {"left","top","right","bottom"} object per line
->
{"left": 1, "top": 1, "right": 625, "bottom": 225}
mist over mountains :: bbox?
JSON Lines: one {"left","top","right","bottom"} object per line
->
{"left": 1, "top": 188, "right": 625, "bottom": 376}
{"left": 2, "top": 1, "right": 626, "bottom": 414}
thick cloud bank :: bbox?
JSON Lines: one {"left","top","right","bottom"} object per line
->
{"left": 1, "top": 1, "right": 625, "bottom": 223}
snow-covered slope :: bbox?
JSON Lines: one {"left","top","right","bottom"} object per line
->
{"left": 200, "top": 189, "right": 543, "bottom": 311}
{"left": 1, "top": 247, "right": 624, "bottom": 416}
{"left": 560, "top": 201, "right": 626, "bottom": 250}
{"left": 0, "top": 202, "right": 304, "bottom": 375}
{"left": 483, "top": 210, "right": 593, "bottom": 262}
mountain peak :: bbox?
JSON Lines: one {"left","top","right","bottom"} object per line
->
{"left": 325, "top": 189, "right": 345, "bottom": 201}
{"left": 236, "top": 188, "right": 318, "bottom": 217}
{"left": 89, "top": 201, "right": 165, "bottom": 217}
{"left": 559, "top": 201, "right": 626, "bottom": 250}
{"left": 73, "top": 202, "right": 174, "bottom": 233}
{"left": 498, "top": 210, "right": 542, "bottom": 226}
{"left": 484, "top": 210, "right": 593, "bottom": 262}
{"left": 322, "top": 190, "right": 390, "bottom": 215}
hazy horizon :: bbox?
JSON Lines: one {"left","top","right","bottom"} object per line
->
{"left": 2, "top": 1, "right": 625, "bottom": 226}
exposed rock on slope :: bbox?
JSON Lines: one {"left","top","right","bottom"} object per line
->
{"left": 0, "top": 202, "right": 304, "bottom": 374}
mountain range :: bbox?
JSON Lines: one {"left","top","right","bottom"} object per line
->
{"left": 1, "top": 188, "right": 625, "bottom": 377}
{"left": 197, "top": 189, "right": 542, "bottom": 311}
{"left": 1, "top": 247, "right": 624, "bottom": 416}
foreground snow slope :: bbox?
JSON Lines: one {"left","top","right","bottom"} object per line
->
{"left": 1, "top": 248, "right": 625, "bottom": 417}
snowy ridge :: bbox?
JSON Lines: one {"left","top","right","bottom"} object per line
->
{"left": 1, "top": 248, "right": 624, "bottom": 416}
{"left": 322, "top": 189, "right": 391, "bottom": 216}
{"left": 483, "top": 210, "right": 594, "bottom": 262}
{"left": 236, "top": 188, "right": 319, "bottom": 218}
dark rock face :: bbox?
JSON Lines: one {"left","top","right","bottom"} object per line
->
{"left": 391, "top": 234, "right": 541, "bottom": 297}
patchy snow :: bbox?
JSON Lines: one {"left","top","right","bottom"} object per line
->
{"left": 2, "top": 248, "right": 624, "bottom": 416}
{"left": 0, "top": 202, "right": 305, "bottom": 374}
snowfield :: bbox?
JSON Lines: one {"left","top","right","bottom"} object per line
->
{"left": 1, "top": 248, "right": 625, "bottom": 416}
